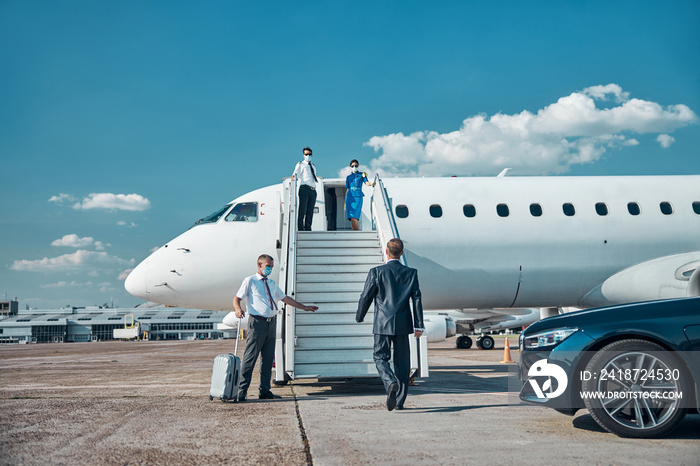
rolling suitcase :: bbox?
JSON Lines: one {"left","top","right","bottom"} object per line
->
{"left": 209, "top": 318, "right": 242, "bottom": 403}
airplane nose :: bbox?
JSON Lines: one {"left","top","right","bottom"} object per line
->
{"left": 124, "top": 262, "right": 149, "bottom": 301}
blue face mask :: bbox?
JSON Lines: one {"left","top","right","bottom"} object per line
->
{"left": 262, "top": 266, "right": 273, "bottom": 276}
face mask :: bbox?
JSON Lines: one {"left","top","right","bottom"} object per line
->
{"left": 262, "top": 266, "right": 273, "bottom": 276}
{"left": 351, "top": 166, "right": 358, "bottom": 173}
{"left": 304, "top": 155, "right": 312, "bottom": 162}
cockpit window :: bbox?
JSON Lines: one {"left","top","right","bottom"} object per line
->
{"left": 192, "top": 204, "right": 232, "bottom": 227}
{"left": 225, "top": 202, "right": 258, "bottom": 222}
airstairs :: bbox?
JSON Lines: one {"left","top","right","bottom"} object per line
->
{"left": 274, "top": 177, "right": 428, "bottom": 383}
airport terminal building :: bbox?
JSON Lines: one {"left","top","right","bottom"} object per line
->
{"left": 0, "top": 305, "right": 230, "bottom": 344}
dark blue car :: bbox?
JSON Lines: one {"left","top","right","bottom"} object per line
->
{"left": 519, "top": 296, "right": 700, "bottom": 438}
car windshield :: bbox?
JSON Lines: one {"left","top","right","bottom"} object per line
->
{"left": 191, "top": 204, "right": 232, "bottom": 228}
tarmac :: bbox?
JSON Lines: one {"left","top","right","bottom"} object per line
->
{"left": 1, "top": 336, "right": 698, "bottom": 465}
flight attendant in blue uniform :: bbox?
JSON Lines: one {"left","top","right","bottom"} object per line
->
{"left": 345, "top": 159, "right": 373, "bottom": 230}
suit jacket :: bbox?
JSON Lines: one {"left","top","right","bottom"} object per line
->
{"left": 356, "top": 260, "right": 424, "bottom": 335}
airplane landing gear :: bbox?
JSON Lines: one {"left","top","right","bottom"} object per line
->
{"left": 476, "top": 335, "right": 495, "bottom": 350}
{"left": 456, "top": 334, "right": 495, "bottom": 350}
{"left": 456, "top": 335, "right": 473, "bottom": 349}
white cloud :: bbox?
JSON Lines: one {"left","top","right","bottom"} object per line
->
{"left": 99, "top": 283, "right": 116, "bottom": 293}
{"left": 118, "top": 269, "right": 133, "bottom": 280}
{"left": 362, "top": 84, "right": 698, "bottom": 176}
{"left": 117, "top": 221, "right": 138, "bottom": 228}
{"left": 51, "top": 234, "right": 109, "bottom": 250}
{"left": 11, "top": 250, "right": 135, "bottom": 273}
{"left": 40, "top": 280, "right": 115, "bottom": 293}
{"left": 41, "top": 281, "right": 94, "bottom": 289}
{"left": 48, "top": 193, "right": 76, "bottom": 204}
{"left": 582, "top": 83, "right": 629, "bottom": 102}
{"left": 656, "top": 134, "right": 675, "bottom": 148}
{"left": 72, "top": 193, "right": 151, "bottom": 211}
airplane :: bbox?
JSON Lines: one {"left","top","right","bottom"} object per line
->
{"left": 125, "top": 173, "right": 700, "bottom": 380}
{"left": 431, "top": 308, "right": 541, "bottom": 349}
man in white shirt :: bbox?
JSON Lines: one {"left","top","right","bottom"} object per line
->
{"left": 292, "top": 147, "right": 318, "bottom": 231}
{"left": 234, "top": 254, "right": 318, "bottom": 401}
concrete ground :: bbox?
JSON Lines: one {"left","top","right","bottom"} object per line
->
{"left": 0, "top": 336, "right": 698, "bottom": 465}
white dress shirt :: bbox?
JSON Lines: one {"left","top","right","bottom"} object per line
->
{"left": 236, "top": 274, "right": 286, "bottom": 318}
{"left": 293, "top": 161, "right": 318, "bottom": 188}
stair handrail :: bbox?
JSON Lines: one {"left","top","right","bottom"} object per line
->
{"left": 371, "top": 174, "right": 407, "bottom": 266}
{"left": 276, "top": 176, "right": 299, "bottom": 382}
{"left": 278, "top": 177, "right": 298, "bottom": 297}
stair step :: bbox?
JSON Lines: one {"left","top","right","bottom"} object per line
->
{"left": 294, "top": 348, "right": 375, "bottom": 364}
{"left": 293, "top": 362, "right": 379, "bottom": 378}
{"left": 297, "top": 247, "right": 380, "bottom": 257}
{"left": 297, "top": 240, "right": 380, "bottom": 249}
{"left": 289, "top": 302, "right": 365, "bottom": 313}
{"left": 296, "top": 282, "right": 365, "bottom": 293}
{"left": 295, "top": 335, "right": 375, "bottom": 350}
{"left": 297, "top": 264, "right": 378, "bottom": 274}
{"left": 295, "top": 292, "right": 363, "bottom": 303}
{"left": 297, "top": 255, "right": 383, "bottom": 265}
{"left": 296, "top": 312, "right": 371, "bottom": 325}
{"left": 296, "top": 272, "right": 369, "bottom": 283}
{"left": 297, "top": 231, "right": 378, "bottom": 241}
{"left": 295, "top": 323, "right": 373, "bottom": 337}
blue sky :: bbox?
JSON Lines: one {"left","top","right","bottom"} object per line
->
{"left": 1, "top": 1, "right": 698, "bottom": 309}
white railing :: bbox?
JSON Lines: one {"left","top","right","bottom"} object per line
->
{"left": 275, "top": 177, "right": 298, "bottom": 383}
{"left": 371, "top": 175, "right": 407, "bottom": 266}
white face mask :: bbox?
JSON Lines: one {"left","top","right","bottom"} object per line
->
{"left": 304, "top": 155, "right": 312, "bottom": 162}
{"left": 351, "top": 166, "right": 358, "bottom": 173}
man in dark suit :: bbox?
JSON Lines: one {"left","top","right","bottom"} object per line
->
{"left": 356, "top": 238, "right": 424, "bottom": 411}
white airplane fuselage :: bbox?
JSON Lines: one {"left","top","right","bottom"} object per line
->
{"left": 125, "top": 175, "right": 700, "bottom": 312}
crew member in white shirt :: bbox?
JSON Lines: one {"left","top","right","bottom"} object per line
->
{"left": 292, "top": 147, "right": 318, "bottom": 231}
{"left": 234, "top": 254, "right": 318, "bottom": 401}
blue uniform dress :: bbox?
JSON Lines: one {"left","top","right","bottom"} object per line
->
{"left": 346, "top": 172, "right": 369, "bottom": 220}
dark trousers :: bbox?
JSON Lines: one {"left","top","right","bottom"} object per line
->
{"left": 298, "top": 185, "right": 317, "bottom": 231}
{"left": 325, "top": 188, "right": 337, "bottom": 231}
{"left": 373, "top": 333, "right": 410, "bottom": 407}
{"left": 238, "top": 315, "right": 276, "bottom": 396}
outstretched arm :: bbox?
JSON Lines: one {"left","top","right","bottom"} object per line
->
{"left": 282, "top": 296, "right": 317, "bottom": 312}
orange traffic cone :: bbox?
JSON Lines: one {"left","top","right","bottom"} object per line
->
{"left": 500, "top": 337, "right": 516, "bottom": 364}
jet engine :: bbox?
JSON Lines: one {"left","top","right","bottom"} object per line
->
{"left": 423, "top": 315, "right": 457, "bottom": 342}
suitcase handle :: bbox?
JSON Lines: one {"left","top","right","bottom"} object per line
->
{"left": 233, "top": 318, "right": 242, "bottom": 356}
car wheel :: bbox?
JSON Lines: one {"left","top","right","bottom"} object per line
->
{"left": 582, "top": 339, "right": 689, "bottom": 438}
{"left": 456, "top": 335, "right": 472, "bottom": 349}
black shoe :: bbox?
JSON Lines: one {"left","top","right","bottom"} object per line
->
{"left": 386, "top": 382, "right": 398, "bottom": 411}
{"left": 396, "top": 405, "right": 404, "bottom": 410}
{"left": 259, "top": 390, "right": 281, "bottom": 400}
{"left": 237, "top": 394, "right": 246, "bottom": 402}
